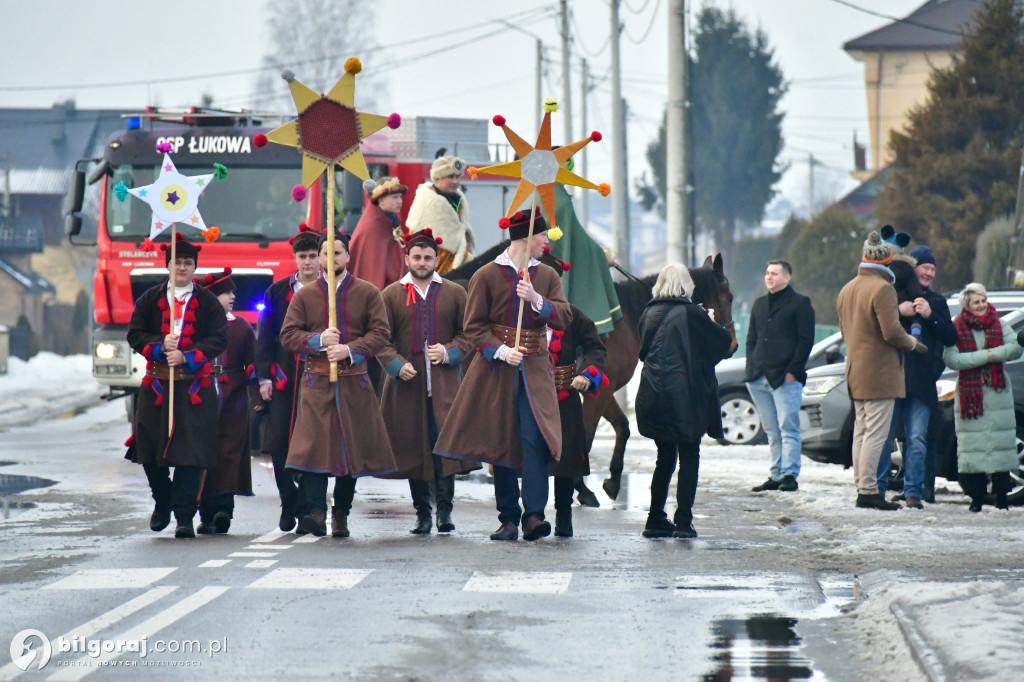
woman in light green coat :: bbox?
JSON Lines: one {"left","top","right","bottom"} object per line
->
{"left": 943, "top": 283, "right": 1022, "bottom": 511}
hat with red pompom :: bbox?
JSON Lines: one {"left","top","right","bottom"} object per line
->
{"left": 200, "top": 268, "right": 235, "bottom": 296}
{"left": 289, "top": 222, "right": 320, "bottom": 253}
{"left": 160, "top": 232, "right": 201, "bottom": 265}
{"left": 498, "top": 207, "right": 548, "bottom": 241}
{"left": 404, "top": 227, "right": 443, "bottom": 254}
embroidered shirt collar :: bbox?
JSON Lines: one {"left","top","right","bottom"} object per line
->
{"left": 496, "top": 249, "right": 539, "bottom": 269}
{"left": 400, "top": 271, "right": 443, "bottom": 298}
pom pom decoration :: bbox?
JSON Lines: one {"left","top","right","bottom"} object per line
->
{"left": 202, "top": 274, "right": 215, "bottom": 286}
{"left": 387, "top": 113, "right": 401, "bottom": 129}
{"left": 212, "top": 163, "right": 228, "bottom": 180}
{"left": 557, "top": 389, "right": 570, "bottom": 402}
{"left": 561, "top": 261, "right": 571, "bottom": 272}
{"left": 141, "top": 238, "right": 156, "bottom": 252}
{"left": 281, "top": 69, "right": 295, "bottom": 82}
{"left": 590, "top": 131, "right": 603, "bottom": 142}
{"left": 543, "top": 245, "right": 551, "bottom": 254}
{"left": 468, "top": 166, "right": 479, "bottom": 180}
{"left": 155, "top": 142, "right": 173, "bottom": 153}
{"left": 203, "top": 227, "right": 220, "bottom": 242}
{"left": 498, "top": 217, "right": 511, "bottom": 230}
{"left": 550, "top": 339, "right": 562, "bottom": 353}
{"left": 513, "top": 211, "right": 524, "bottom": 221}
{"left": 113, "top": 181, "right": 129, "bottom": 202}
{"left": 543, "top": 99, "right": 559, "bottom": 112}
{"left": 190, "top": 393, "right": 202, "bottom": 406}
{"left": 253, "top": 133, "right": 268, "bottom": 148}
{"left": 291, "top": 184, "right": 307, "bottom": 202}
{"left": 344, "top": 57, "right": 362, "bottom": 74}
{"left": 492, "top": 115, "right": 506, "bottom": 127}
{"left": 362, "top": 179, "right": 377, "bottom": 194}
{"left": 548, "top": 226, "right": 564, "bottom": 241}
{"left": 598, "top": 183, "right": 611, "bottom": 197}
{"left": 435, "top": 237, "right": 443, "bottom": 245}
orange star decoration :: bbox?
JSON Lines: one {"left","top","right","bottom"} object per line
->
{"left": 469, "top": 100, "right": 610, "bottom": 236}
{"left": 260, "top": 57, "right": 401, "bottom": 187}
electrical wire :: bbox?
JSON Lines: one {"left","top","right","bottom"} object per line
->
{"left": 827, "top": 0, "right": 966, "bottom": 38}
{"left": 623, "top": 0, "right": 662, "bottom": 44}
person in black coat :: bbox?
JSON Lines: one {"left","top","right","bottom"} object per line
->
{"left": 745, "top": 260, "right": 815, "bottom": 493}
{"left": 636, "top": 263, "right": 733, "bottom": 539}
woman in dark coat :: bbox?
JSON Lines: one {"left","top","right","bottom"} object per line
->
{"left": 636, "top": 263, "right": 732, "bottom": 539}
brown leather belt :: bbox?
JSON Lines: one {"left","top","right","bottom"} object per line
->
{"left": 489, "top": 323, "right": 547, "bottom": 357}
{"left": 146, "top": 364, "right": 221, "bottom": 381}
{"left": 553, "top": 364, "right": 575, "bottom": 391}
{"left": 304, "top": 355, "right": 367, "bottom": 377}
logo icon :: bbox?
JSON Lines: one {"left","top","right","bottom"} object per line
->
{"left": 10, "top": 630, "right": 51, "bottom": 671}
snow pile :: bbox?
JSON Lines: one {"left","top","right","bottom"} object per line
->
{"left": 0, "top": 353, "right": 104, "bottom": 428}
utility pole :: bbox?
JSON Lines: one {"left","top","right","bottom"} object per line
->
{"left": 610, "top": 0, "right": 630, "bottom": 271}
{"left": 666, "top": 0, "right": 687, "bottom": 265}
{"left": 560, "top": 0, "right": 573, "bottom": 147}
{"left": 808, "top": 153, "right": 816, "bottom": 217}
{"left": 579, "top": 58, "right": 589, "bottom": 230}
{"left": 535, "top": 40, "right": 543, "bottom": 135}
{"left": 1009, "top": 143, "right": 1024, "bottom": 286}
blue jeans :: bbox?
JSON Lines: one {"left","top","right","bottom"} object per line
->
{"left": 746, "top": 376, "right": 803, "bottom": 480}
{"left": 877, "top": 397, "right": 930, "bottom": 499}
{"left": 493, "top": 370, "right": 550, "bottom": 526}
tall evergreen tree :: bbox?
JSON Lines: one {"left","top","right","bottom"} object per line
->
{"left": 876, "top": 0, "right": 1024, "bottom": 290}
{"left": 640, "top": 6, "right": 786, "bottom": 259}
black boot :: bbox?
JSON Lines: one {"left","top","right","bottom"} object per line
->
{"left": 554, "top": 508, "right": 573, "bottom": 537}
{"left": 411, "top": 513, "right": 432, "bottom": 535}
{"left": 856, "top": 493, "right": 901, "bottom": 511}
{"left": 174, "top": 512, "right": 195, "bottom": 539}
{"left": 213, "top": 511, "right": 231, "bottom": 533}
{"left": 196, "top": 517, "right": 214, "bottom": 535}
{"left": 150, "top": 505, "right": 171, "bottom": 532}
{"left": 330, "top": 507, "right": 350, "bottom": 538}
{"left": 435, "top": 475, "right": 455, "bottom": 532}
{"left": 300, "top": 510, "right": 327, "bottom": 536}
{"left": 409, "top": 479, "right": 433, "bottom": 535}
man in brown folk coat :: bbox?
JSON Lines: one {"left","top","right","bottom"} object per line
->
{"left": 280, "top": 230, "right": 397, "bottom": 537}
{"left": 435, "top": 209, "right": 572, "bottom": 541}
{"left": 378, "top": 229, "right": 475, "bottom": 534}
{"left": 126, "top": 236, "right": 227, "bottom": 539}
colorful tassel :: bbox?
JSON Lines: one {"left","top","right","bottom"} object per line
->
{"left": 498, "top": 217, "right": 510, "bottom": 229}
{"left": 590, "top": 131, "right": 603, "bottom": 142}
{"left": 468, "top": 166, "right": 479, "bottom": 180}
{"left": 598, "top": 183, "right": 611, "bottom": 197}
{"left": 253, "top": 133, "right": 268, "bottom": 148}
{"left": 203, "top": 227, "right": 220, "bottom": 242}
{"left": 557, "top": 389, "right": 569, "bottom": 402}
{"left": 113, "top": 181, "right": 129, "bottom": 202}
{"left": 387, "top": 113, "right": 401, "bottom": 129}
{"left": 291, "top": 184, "right": 307, "bottom": 202}
{"left": 190, "top": 392, "right": 201, "bottom": 405}
{"left": 155, "top": 142, "right": 173, "bottom": 153}
{"left": 344, "top": 57, "right": 362, "bottom": 74}
{"left": 492, "top": 115, "right": 506, "bottom": 127}
{"left": 141, "top": 238, "right": 156, "bottom": 252}
{"left": 548, "top": 226, "right": 563, "bottom": 241}
{"left": 544, "top": 100, "right": 558, "bottom": 112}
{"left": 212, "top": 163, "right": 228, "bottom": 180}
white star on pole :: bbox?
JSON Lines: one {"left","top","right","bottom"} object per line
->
{"left": 128, "top": 154, "right": 215, "bottom": 239}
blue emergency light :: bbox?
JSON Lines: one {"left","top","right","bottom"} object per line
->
{"left": 125, "top": 117, "right": 141, "bottom": 130}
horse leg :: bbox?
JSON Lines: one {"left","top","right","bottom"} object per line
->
{"left": 573, "top": 477, "right": 600, "bottom": 508}
{"left": 601, "top": 398, "right": 631, "bottom": 501}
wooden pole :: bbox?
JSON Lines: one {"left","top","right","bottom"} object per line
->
{"left": 168, "top": 225, "right": 176, "bottom": 434}
{"left": 327, "top": 171, "right": 338, "bottom": 383}
{"left": 513, "top": 195, "right": 540, "bottom": 349}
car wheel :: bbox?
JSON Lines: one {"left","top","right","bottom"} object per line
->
{"left": 717, "top": 390, "right": 767, "bottom": 446}
{"left": 1007, "top": 421, "right": 1024, "bottom": 505}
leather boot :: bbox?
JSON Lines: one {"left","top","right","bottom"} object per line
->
{"left": 150, "top": 505, "right": 171, "bottom": 532}
{"left": 213, "top": 511, "right": 231, "bottom": 533}
{"left": 554, "top": 508, "right": 573, "bottom": 537}
{"left": 411, "top": 513, "right": 432, "bottom": 535}
{"left": 196, "top": 517, "right": 214, "bottom": 535}
{"left": 435, "top": 475, "right": 455, "bottom": 532}
{"left": 331, "top": 506, "right": 349, "bottom": 538}
{"left": 855, "top": 493, "right": 901, "bottom": 510}
{"left": 523, "top": 516, "right": 551, "bottom": 541}
{"left": 173, "top": 512, "right": 195, "bottom": 539}
{"left": 300, "top": 510, "right": 327, "bottom": 537}
{"left": 489, "top": 521, "right": 519, "bottom": 541}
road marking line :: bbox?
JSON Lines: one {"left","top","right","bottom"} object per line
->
{"left": 229, "top": 551, "right": 278, "bottom": 558}
{"left": 199, "top": 560, "right": 231, "bottom": 568}
{"left": 252, "top": 530, "right": 288, "bottom": 544}
{"left": 463, "top": 571, "right": 572, "bottom": 594}
{"left": 291, "top": 535, "right": 320, "bottom": 544}
{"left": 46, "top": 586, "right": 230, "bottom": 681}
{"left": 244, "top": 560, "right": 277, "bottom": 569}
{"left": 43, "top": 568, "right": 176, "bottom": 590}
{"left": 243, "top": 545, "right": 293, "bottom": 551}
{"left": 0, "top": 586, "right": 178, "bottom": 681}
{"left": 247, "top": 568, "right": 372, "bottom": 589}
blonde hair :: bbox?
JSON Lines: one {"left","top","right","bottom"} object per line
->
{"left": 958, "top": 282, "right": 987, "bottom": 312}
{"left": 652, "top": 263, "right": 695, "bottom": 299}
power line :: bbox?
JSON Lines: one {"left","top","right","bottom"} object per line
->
{"left": 571, "top": 6, "right": 612, "bottom": 56}
{"left": 826, "top": 0, "right": 965, "bottom": 37}
{"left": 623, "top": 0, "right": 662, "bottom": 44}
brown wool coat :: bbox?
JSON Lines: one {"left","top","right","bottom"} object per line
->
{"left": 836, "top": 265, "right": 918, "bottom": 400}
{"left": 434, "top": 260, "right": 572, "bottom": 467}
{"left": 202, "top": 315, "right": 257, "bottom": 499}
{"left": 377, "top": 278, "right": 478, "bottom": 479}
{"left": 280, "top": 272, "right": 397, "bottom": 477}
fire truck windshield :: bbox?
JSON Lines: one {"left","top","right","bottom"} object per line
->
{"left": 106, "top": 164, "right": 306, "bottom": 240}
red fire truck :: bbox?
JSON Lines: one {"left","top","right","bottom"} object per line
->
{"left": 67, "top": 107, "right": 514, "bottom": 418}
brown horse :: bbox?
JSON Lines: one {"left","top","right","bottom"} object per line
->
{"left": 582, "top": 255, "right": 737, "bottom": 501}
{"left": 444, "top": 247, "right": 737, "bottom": 502}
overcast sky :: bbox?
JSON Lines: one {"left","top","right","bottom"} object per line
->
{"left": 0, "top": 0, "right": 928, "bottom": 213}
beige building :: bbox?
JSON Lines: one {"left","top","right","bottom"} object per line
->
{"left": 844, "top": 0, "right": 981, "bottom": 180}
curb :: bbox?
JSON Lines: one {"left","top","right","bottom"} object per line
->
{"left": 890, "top": 601, "right": 948, "bottom": 682}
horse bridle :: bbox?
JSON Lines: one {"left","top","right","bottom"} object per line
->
{"left": 613, "top": 262, "right": 736, "bottom": 328}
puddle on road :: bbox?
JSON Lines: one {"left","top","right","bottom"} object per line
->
{"left": 0, "top": 473, "right": 56, "bottom": 519}
{"left": 704, "top": 615, "right": 821, "bottom": 681}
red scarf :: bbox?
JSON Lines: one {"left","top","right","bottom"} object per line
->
{"left": 954, "top": 303, "right": 1006, "bottom": 419}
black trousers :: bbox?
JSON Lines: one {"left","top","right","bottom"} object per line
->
{"left": 650, "top": 440, "right": 701, "bottom": 526}
{"left": 199, "top": 494, "right": 234, "bottom": 522}
{"left": 303, "top": 474, "right": 357, "bottom": 515}
{"left": 268, "top": 447, "right": 304, "bottom": 516}
{"left": 959, "top": 471, "right": 1012, "bottom": 504}
{"left": 554, "top": 476, "right": 575, "bottom": 510}
{"left": 143, "top": 463, "right": 203, "bottom": 520}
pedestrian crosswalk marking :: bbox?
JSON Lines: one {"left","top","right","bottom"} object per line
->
{"left": 247, "top": 568, "right": 372, "bottom": 589}
{"left": 463, "top": 571, "right": 572, "bottom": 594}
{"left": 43, "top": 568, "right": 176, "bottom": 590}
{"left": 245, "top": 560, "right": 278, "bottom": 569}
{"left": 252, "top": 530, "right": 288, "bottom": 544}
{"left": 199, "top": 560, "right": 231, "bottom": 568}
{"left": 229, "top": 551, "right": 279, "bottom": 558}
{"left": 291, "top": 534, "right": 320, "bottom": 543}
{"left": 244, "top": 544, "right": 293, "bottom": 551}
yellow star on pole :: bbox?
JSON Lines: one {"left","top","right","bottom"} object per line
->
{"left": 261, "top": 58, "right": 400, "bottom": 187}
{"left": 469, "top": 100, "right": 610, "bottom": 230}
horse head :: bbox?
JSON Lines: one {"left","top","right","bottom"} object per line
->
{"left": 701, "top": 254, "right": 738, "bottom": 357}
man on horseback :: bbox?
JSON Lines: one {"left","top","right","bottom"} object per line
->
{"left": 435, "top": 210, "right": 572, "bottom": 541}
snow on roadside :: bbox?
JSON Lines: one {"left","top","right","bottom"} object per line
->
{"left": 0, "top": 353, "right": 104, "bottom": 428}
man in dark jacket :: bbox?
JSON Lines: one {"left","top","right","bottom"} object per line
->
{"left": 876, "top": 245, "right": 956, "bottom": 507}
{"left": 745, "top": 261, "right": 815, "bottom": 493}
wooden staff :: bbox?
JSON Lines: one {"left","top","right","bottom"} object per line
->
{"left": 327, "top": 171, "right": 338, "bottom": 383}
{"left": 513, "top": 195, "right": 541, "bottom": 349}
{"left": 168, "top": 224, "right": 176, "bottom": 434}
